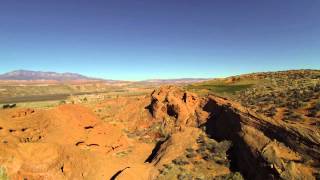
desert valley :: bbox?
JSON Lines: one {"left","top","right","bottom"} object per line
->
{"left": 1, "top": 1, "right": 319, "bottom": 179}
{"left": 0, "top": 69, "right": 319, "bottom": 180}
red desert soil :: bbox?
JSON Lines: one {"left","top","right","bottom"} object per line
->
{"left": 0, "top": 86, "right": 319, "bottom": 179}
{"left": 0, "top": 104, "right": 154, "bottom": 180}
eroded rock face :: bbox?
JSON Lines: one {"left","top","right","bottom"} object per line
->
{"left": 145, "top": 86, "right": 319, "bottom": 179}
{"left": 202, "top": 96, "right": 319, "bottom": 179}
{"left": 146, "top": 86, "right": 206, "bottom": 133}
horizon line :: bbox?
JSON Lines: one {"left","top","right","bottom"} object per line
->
{"left": 0, "top": 68, "right": 319, "bottom": 81}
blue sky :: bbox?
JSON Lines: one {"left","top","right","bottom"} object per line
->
{"left": 0, "top": 0, "right": 319, "bottom": 80}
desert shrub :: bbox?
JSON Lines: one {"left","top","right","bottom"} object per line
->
{"left": 159, "top": 164, "right": 173, "bottom": 175}
{"left": 286, "top": 100, "right": 302, "bottom": 110}
{"left": 291, "top": 113, "right": 302, "bottom": 120}
{"left": 196, "top": 134, "right": 206, "bottom": 144}
{"left": 307, "top": 109, "right": 318, "bottom": 117}
{"left": 213, "top": 141, "right": 231, "bottom": 156}
{"left": 158, "top": 163, "right": 193, "bottom": 179}
{"left": 185, "top": 148, "right": 197, "bottom": 158}
{"left": 185, "top": 148, "right": 194, "bottom": 153}
{"left": 313, "top": 171, "right": 320, "bottom": 180}
{"left": 283, "top": 110, "right": 302, "bottom": 121}
{"left": 273, "top": 99, "right": 282, "bottom": 106}
{"left": 215, "top": 172, "right": 244, "bottom": 180}
{"left": 124, "top": 130, "right": 135, "bottom": 138}
{"left": 172, "top": 157, "right": 189, "bottom": 166}
{"left": 194, "top": 177, "right": 205, "bottom": 180}
{"left": 163, "top": 164, "right": 173, "bottom": 170}
{"left": 2, "top": 104, "right": 10, "bottom": 109}
{"left": 314, "top": 102, "right": 320, "bottom": 110}
{"left": 158, "top": 123, "right": 170, "bottom": 140}
{"left": 265, "top": 107, "right": 277, "bottom": 117}
{"left": 314, "top": 84, "right": 320, "bottom": 92}
{"left": 177, "top": 173, "right": 193, "bottom": 180}
{"left": 2, "top": 104, "right": 16, "bottom": 109}
{"left": 195, "top": 134, "right": 231, "bottom": 165}
{"left": 307, "top": 102, "right": 320, "bottom": 117}
{"left": 0, "top": 167, "right": 8, "bottom": 180}
{"left": 186, "top": 153, "right": 196, "bottom": 159}
{"left": 158, "top": 168, "right": 168, "bottom": 176}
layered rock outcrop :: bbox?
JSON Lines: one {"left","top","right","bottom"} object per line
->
{"left": 146, "top": 86, "right": 207, "bottom": 132}
{"left": 145, "top": 86, "right": 319, "bottom": 179}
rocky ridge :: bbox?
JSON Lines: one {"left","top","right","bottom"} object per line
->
{"left": 144, "top": 86, "right": 319, "bottom": 179}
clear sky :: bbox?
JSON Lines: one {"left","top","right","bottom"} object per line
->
{"left": 0, "top": 0, "right": 319, "bottom": 80}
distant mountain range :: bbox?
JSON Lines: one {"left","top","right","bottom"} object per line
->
{"left": 0, "top": 70, "right": 210, "bottom": 84}
{"left": 0, "top": 70, "right": 100, "bottom": 81}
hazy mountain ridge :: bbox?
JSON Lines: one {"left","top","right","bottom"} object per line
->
{"left": 0, "top": 70, "right": 211, "bottom": 85}
{"left": 0, "top": 70, "right": 101, "bottom": 81}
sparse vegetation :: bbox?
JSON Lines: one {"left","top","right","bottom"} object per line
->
{"left": 185, "top": 83, "right": 254, "bottom": 96}
{"left": 157, "top": 133, "right": 243, "bottom": 180}
{"left": 0, "top": 70, "right": 318, "bottom": 179}
{"left": 0, "top": 167, "right": 8, "bottom": 180}
{"left": 2, "top": 103, "right": 16, "bottom": 109}
{"left": 215, "top": 172, "right": 244, "bottom": 180}
{"left": 185, "top": 70, "right": 320, "bottom": 125}
{"left": 115, "top": 148, "right": 133, "bottom": 158}
{"left": 196, "top": 134, "right": 231, "bottom": 166}
{"left": 307, "top": 101, "right": 320, "bottom": 118}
